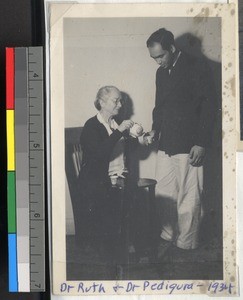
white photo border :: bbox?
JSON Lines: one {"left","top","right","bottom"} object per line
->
{"left": 48, "top": 3, "right": 238, "bottom": 296}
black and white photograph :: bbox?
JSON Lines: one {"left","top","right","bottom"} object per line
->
{"left": 49, "top": 3, "right": 238, "bottom": 296}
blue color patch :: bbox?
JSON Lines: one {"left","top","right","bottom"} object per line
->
{"left": 8, "top": 234, "right": 18, "bottom": 292}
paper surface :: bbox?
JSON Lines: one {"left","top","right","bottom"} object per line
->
{"left": 46, "top": 1, "right": 239, "bottom": 298}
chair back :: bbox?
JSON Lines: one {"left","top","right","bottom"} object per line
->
{"left": 65, "top": 127, "right": 83, "bottom": 216}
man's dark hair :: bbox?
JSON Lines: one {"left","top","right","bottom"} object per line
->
{"left": 146, "top": 28, "right": 175, "bottom": 51}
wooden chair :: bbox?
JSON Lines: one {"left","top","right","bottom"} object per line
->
{"left": 65, "top": 126, "right": 158, "bottom": 252}
{"left": 65, "top": 127, "right": 83, "bottom": 238}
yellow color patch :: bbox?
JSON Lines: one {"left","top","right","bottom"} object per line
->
{"left": 7, "top": 110, "right": 15, "bottom": 171}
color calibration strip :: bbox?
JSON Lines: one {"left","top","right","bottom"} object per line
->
{"left": 6, "top": 47, "right": 45, "bottom": 292}
{"left": 6, "top": 48, "right": 17, "bottom": 292}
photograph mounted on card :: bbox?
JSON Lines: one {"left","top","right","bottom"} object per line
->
{"left": 48, "top": 2, "right": 238, "bottom": 296}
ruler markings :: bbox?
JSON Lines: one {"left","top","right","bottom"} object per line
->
{"left": 28, "top": 47, "right": 45, "bottom": 292}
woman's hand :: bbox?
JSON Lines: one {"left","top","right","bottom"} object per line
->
{"left": 118, "top": 120, "right": 134, "bottom": 132}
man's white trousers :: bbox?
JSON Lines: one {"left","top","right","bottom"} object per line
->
{"left": 155, "top": 150, "right": 203, "bottom": 249}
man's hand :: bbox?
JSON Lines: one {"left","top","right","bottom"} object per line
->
{"left": 118, "top": 120, "right": 134, "bottom": 133}
{"left": 143, "top": 130, "right": 156, "bottom": 145}
{"left": 189, "top": 145, "right": 205, "bottom": 167}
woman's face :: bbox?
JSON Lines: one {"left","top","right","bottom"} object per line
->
{"left": 100, "top": 89, "right": 122, "bottom": 117}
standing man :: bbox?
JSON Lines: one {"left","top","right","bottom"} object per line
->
{"left": 144, "top": 28, "right": 216, "bottom": 251}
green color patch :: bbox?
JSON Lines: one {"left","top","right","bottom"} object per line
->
{"left": 7, "top": 171, "right": 16, "bottom": 233}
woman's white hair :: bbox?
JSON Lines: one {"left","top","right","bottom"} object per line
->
{"left": 94, "top": 86, "right": 119, "bottom": 110}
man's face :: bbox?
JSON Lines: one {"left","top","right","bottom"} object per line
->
{"left": 101, "top": 88, "right": 122, "bottom": 116}
{"left": 148, "top": 42, "right": 173, "bottom": 69}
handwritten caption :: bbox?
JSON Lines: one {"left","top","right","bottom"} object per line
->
{"left": 60, "top": 280, "right": 235, "bottom": 295}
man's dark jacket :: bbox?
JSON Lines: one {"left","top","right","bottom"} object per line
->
{"left": 152, "top": 52, "right": 216, "bottom": 155}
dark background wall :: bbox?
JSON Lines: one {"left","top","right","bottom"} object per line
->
{"left": 240, "top": 1, "right": 243, "bottom": 140}
{"left": 0, "top": 0, "right": 49, "bottom": 299}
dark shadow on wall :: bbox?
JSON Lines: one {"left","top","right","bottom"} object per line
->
{"left": 116, "top": 92, "right": 140, "bottom": 180}
{"left": 116, "top": 92, "right": 158, "bottom": 182}
{"left": 176, "top": 33, "right": 222, "bottom": 247}
{"left": 117, "top": 92, "right": 135, "bottom": 121}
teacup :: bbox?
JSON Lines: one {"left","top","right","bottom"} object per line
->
{"left": 130, "top": 123, "right": 143, "bottom": 138}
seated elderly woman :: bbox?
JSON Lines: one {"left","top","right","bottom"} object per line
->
{"left": 78, "top": 86, "right": 138, "bottom": 263}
